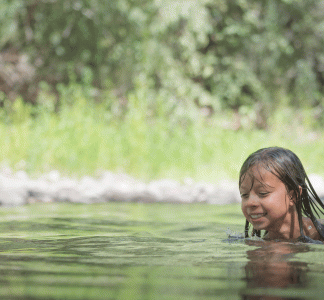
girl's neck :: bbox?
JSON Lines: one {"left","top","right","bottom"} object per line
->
{"left": 266, "top": 207, "right": 301, "bottom": 240}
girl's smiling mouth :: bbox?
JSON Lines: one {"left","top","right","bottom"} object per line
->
{"left": 250, "top": 213, "right": 266, "bottom": 220}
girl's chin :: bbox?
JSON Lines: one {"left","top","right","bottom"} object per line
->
{"left": 250, "top": 222, "right": 268, "bottom": 231}
{"left": 249, "top": 216, "right": 268, "bottom": 229}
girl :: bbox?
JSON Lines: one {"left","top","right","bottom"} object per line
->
{"left": 239, "top": 147, "right": 324, "bottom": 243}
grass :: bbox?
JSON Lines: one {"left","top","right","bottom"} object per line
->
{"left": 0, "top": 83, "right": 324, "bottom": 182}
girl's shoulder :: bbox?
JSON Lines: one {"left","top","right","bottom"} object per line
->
{"left": 303, "top": 217, "right": 324, "bottom": 242}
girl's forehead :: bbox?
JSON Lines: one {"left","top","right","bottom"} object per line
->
{"left": 240, "top": 166, "right": 279, "bottom": 189}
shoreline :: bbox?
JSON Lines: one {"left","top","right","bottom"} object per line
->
{"left": 0, "top": 169, "right": 324, "bottom": 206}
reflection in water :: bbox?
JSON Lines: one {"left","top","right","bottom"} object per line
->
{"left": 242, "top": 241, "right": 310, "bottom": 300}
{"left": 0, "top": 203, "right": 323, "bottom": 300}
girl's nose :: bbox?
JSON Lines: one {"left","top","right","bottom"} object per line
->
{"left": 244, "top": 194, "right": 259, "bottom": 207}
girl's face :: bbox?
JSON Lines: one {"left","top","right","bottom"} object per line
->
{"left": 240, "top": 166, "right": 297, "bottom": 238}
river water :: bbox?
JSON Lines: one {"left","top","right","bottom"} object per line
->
{"left": 0, "top": 202, "right": 323, "bottom": 300}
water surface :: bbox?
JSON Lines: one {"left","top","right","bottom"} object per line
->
{"left": 0, "top": 203, "right": 323, "bottom": 300}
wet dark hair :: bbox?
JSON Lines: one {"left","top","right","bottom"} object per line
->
{"left": 239, "top": 147, "right": 324, "bottom": 240}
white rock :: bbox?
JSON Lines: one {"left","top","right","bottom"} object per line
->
{"left": 43, "top": 170, "right": 61, "bottom": 182}
{"left": 55, "top": 187, "right": 83, "bottom": 203}
{"left": 0, "top": 168, "right": 320, "bottom": 206}
{"left": 0, "top": 187, "right": 27, "bottom": 206}
{"left": 308, "top": 174, "right": 324, "bottom": 198}
{"left": 147, "top": 179, "right": 196, "bottom": 203}
{"left": 15, "top": 170, "right": 29, "bottom": 181}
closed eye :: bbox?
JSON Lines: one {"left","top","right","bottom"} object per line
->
{"left": 240, "top": 193, "right": 249, "bottom": 199}
{"left": 259, "top": 192, "right": 269, "bottom": 197}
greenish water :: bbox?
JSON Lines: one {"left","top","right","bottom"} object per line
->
{"left": 0, "top": 203, "right": 323, "bottom": 300}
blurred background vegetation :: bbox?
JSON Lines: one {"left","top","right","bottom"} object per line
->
{"left": 0, "top": 0, "right": 324, "bottom": 181}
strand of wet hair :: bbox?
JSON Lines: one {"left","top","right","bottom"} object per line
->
{"left": 305, "top": 175, "right": 324, "bottom": 214}
{"left": 245, "top": 220, "right": 262, "bottom": 238}
{"left": 301, "top": 175, "right": 324, "bottom": 239}
{"left": 244, "top": 220, "right": 249, "bottom": 238}
{"left": 296, "top": 194, "right": 304, "bottom": 238}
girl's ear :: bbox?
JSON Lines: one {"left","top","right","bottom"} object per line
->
{"left": 288, "top": 190, "right": 295, "bottom": 206}
{"left": 299, "top": 185, "right": 302, "bottom": 196}
{"left": 288, "top": 186, "right": 302, "bottom": 206}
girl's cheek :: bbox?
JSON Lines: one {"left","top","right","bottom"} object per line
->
{"left": 241, "top": 203, "right": 247, "bottom": 216}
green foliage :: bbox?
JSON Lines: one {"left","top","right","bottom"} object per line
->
{"left": 0, "top": 85, "right": 323, "bottom": 180}
{"left": 1, "top": 0, "right": 324, "bottom": 179}
{"left": 0, "top": 0, "right": 23, "bottom": 46}
{"left": 1, "top": 0, "right": 324, "bottom": 125}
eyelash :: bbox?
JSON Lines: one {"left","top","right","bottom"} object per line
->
{"left": 240, "top": 192, "right": 269, "bottom": 199}
{"left": 259, "top": 192, "right": 269, "bottom": 197}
